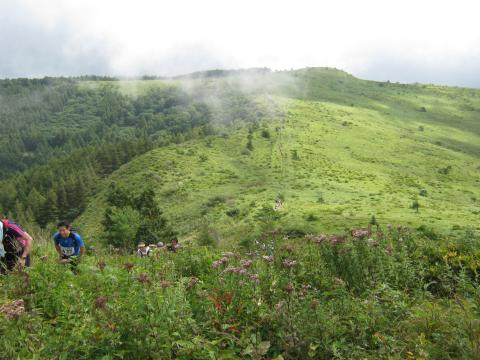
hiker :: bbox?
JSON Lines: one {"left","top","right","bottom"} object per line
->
{"left": 136, "top": 242, "right": 151, "bottom": 257}
{"left": 53, "top": 221, "right": 85, "bottom": 265}
{"left": 0, "top": 217, "right": 33, "bottom": 273}
{"left": 166, "top": 237, "right": 180, "bottom": 252}
{"left": 0, "top": 222, "right": 4, "bottom": 258}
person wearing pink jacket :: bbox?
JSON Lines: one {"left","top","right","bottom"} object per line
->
{"left": 0, "top": 217, "right": 33, "bottom": 273}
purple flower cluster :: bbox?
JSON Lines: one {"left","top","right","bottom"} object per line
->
{"left": 0, "top": 299, "right": 25, "bottom": 319}
{"left": 305, "top": 234, "right": 345, "bottom": 245}
{"left": 240, "top": 259, "right": 253, "bottom": 269}
{"left": 137, "top": 274, "right": 151, "bottom": 285}
{"left": 212, "top": 257, "right": 229, "bottom": 269}
{"left": 282, "top": 259, "right": 298, "bottom": 268}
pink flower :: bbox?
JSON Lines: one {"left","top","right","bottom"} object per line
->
{"left": 226, "top": 266, "right": 238, "bottom": 273}
{"left": 282, "top": 259, "right": 298, "bottom": 268}
{"left": 385, "top": 244, "right": 394, "bottom": 255}
{"left": 351, "top": 229, "right": 370, "bottom": 239}
{"left": 262, "top": 255, "right": 274, "bottom": 263}
{"left": 240, "top": 259, "right": 253, "bottom": 269}
{"left": 212, "top": 260, "right": 223, "bottom": 269}
{"left": 94, "top": 296, "right": 107, "bottom": 309}
{"left": 212, "top": 256, "right": 229, "bottom": 269}
{"left": 0, "top": 299, "right": 25, "bottom": 319}
{"left": 137, "top": 274, "right": 151, "bottom": 285}
{"left": 124, "top": 263, "right": 134, "bottom": 272}
{"left": 249, "top": 274, "right": 260, "bottom": 283}
{"left": 238, "top": 269, "right": 248, "bottom": 276}
{"left": 329, "top": 235, "right": 346, "bottom": 245}
{"left": 284, "top": 282, "right": 294, "bottom": 293}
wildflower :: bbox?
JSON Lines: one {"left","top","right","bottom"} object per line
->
{"left": 212, "top": 260, "right": 223, "bottom": 269}
{"left": 313, "top": 234, "right": 328, "bottom": 244}
{"left": 282, "top": 259, "right": 298, "bottom": 268}
{"left": 223, "top": 266, "right": 236, "bottom": 273}
{"left": 284, "top": 282, "right": 294, "bottom": 293}
{"left": 160, "top": 280, "right": 172, "bottom": 289}
{"left": 328, "top": 235, "right": 346, "bottom": 244}
{"left": 0, "top": 299, "right": 25, "bottom": 319}
{"left": 302, "top": 284, "right": 312, "bottom": 290}
{"left": 137, "top": 274, "right": 151, "bottom": 285}
{"left": 124, "top": 262, "right": 134, "bottom": 272}
{"left": 310, "top": 299, "right": 320, "bottom": 309}
{"left": 240, "top": 259, "right": 253, "bottom": 269}
{"left": 385, "top": 244, "right": 394, "bottom": 255}
{"left": 97, "top": 260, "right": 106, "bottom": 271}
{"left": 189, "top": 276, "right": 200, "bottom": 288}
{"left": 334, "top": 277, "right": 345, "bottom": 287}
{"left": 94, "top": 296, "right": 107, "bottom": 309}
{"left": 238, "top": 268, "right": 248, "bottom": 276}
{"left": 212, "top": 256, "right": 229, "bottom": 269}
{"left": 262, "top": 255, "right": 274, "bottom": 263}
{"left": 300, "top": 284, "right": 312, "bottom": 296}
{"left": 351, "top": 228, "right": 370, "bottom": 238}
{"left": 249, "top": 274, "right": 260, "bottom": 283}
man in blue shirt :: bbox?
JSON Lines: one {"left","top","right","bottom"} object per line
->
{"left": 53, "top": 221, "right": 85, "bottom": 264}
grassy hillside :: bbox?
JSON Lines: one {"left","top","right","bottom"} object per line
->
{"left": 3, "top": 68, "right": 480, "bottom": 360}
{"left": 78, "top": 68, "right": 480, "bottom": 243}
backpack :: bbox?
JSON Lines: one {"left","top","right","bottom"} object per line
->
{"left": 1, "top": 219, "right": 26, "bottom": 254}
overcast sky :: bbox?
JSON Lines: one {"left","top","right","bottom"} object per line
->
{"left": 1, "top": 0, "right": 479, "bottom": 87}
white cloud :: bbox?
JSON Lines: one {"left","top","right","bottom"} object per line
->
{"left": 1, "top": 0, "right": 480, "bottom": 86}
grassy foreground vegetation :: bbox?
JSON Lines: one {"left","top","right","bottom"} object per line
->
{"left": 2, "top": 226, "right": 480, "bottom": 359}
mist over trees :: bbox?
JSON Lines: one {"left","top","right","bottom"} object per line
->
{"left": 0, "top": 77, "right": 264, "bottom": 227}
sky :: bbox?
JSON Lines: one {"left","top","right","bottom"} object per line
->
{"left": 1, "top": 0, "right": 479, "bottom": 87}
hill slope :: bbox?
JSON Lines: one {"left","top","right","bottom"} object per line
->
{"left": 78, "top": 69, "right": 480, "bottom": 243}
